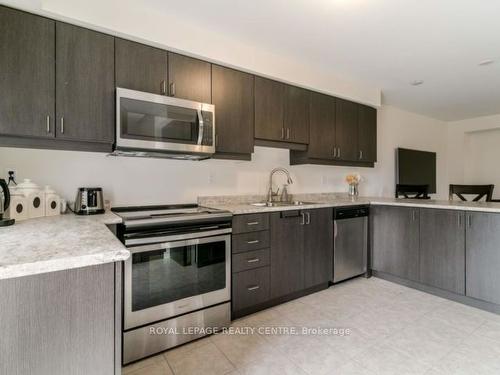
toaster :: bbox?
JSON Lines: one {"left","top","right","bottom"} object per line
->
{"left": 74, "top": 187, "right": 105, "bottom": 215}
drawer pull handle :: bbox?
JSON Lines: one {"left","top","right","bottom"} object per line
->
{"left": 247, "top": 258, "right": 260, "bottom": 263}
{"left": 247, "top": 240, "right": 260, "bottom": 244}
{"left": 247, "top": 221, "right": 259, "bottom": 226}
{"left": 247, "top": 285, "right": 260, "bottom": 291}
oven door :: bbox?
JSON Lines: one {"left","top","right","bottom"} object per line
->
{"left": 124, "top": 234, "right": 230, "bottom": 330}
{"left": 116, "top": 88, "right": 215, "bottom": 155}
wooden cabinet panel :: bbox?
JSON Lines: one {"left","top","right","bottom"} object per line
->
{"left": 254, "top": 76, "right": 285, "bottom": 142}
{"left": 212, "top": 65, "right": 254, "bottom": 155}
{"left": 56, "top": 22, "right": 114, "bottom": 143}
{"left": 307, "top": 92, "right": 336, "bottom": 159}
{"left": 358, "top": 104, "right": 377, "bottom": 162}
{"left": 335, "top": 98, "right": 359, "bottom": 161}
{"left": 168, "top": 52, "right": 211, "bottom": 103}
{"left": 419, "top": 209, "right": 465, "bottom": 294}
{"left": 0, "top": 7, "right": 55, "bottom": 138}
{"left": 371, "top": 206, "right": 420, "bottom": 281}
{"left": 270, "top": 211, "right": 305, "bottom": 298}
{"left": 232, "top": 231, "right": 270, "bottom": 254}
{"left": 115, "top": 38, "right": 168, "bottom": 95}
{"left": 232, "top": 248, "right": 270, "bottom": 273}
{"left": 232, "top": 266, "right": 270, "bottom": 311}
{"left": 0, "top": 263, "right": 115, "bottom": 375}
{"left": 284, "top": 85, "right": 309, "bottom": 144}
{"left": 466, "top": 212, "right": 500, "bottom": 304}
{"left": 303, "top": 208, "right": 333, "bottom": 288}
{"left": 233, "top": 213, "right": 270, "bottom": 234}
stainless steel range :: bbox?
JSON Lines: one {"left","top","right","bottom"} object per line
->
{"left": 112, "top": 204, "right": 232, "bottom": 364}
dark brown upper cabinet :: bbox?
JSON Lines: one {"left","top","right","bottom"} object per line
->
{"left": 284, "top": 86, "right": 310, "bottom": 144}
{"left": 168, "top": 52, "right": 211, "bottom": 103}
{"left": 335, "top": 98, "right": 359, "bottom": 162}
{"left": 306, "top": 92, "right": 336, "bottom": 159}
{"left": 255, "top": 77, "right": 309, "bottom": 149}
{"left": 0, "top": 7, "right": 55, "bottom": 139}
{"left": 56, "top": 22, "right": 115, "bottom": 143}
{"left": 358, "top": 104, "right": 377, "bottom": 162}
{"left": 254, "top": 76, "right": 285, "bottom": 142}
{"left": 211, "top": 65, "right": 254, "bottom": 159}
{"left": 115, "top": 39, "right": 168, "bottom": 95}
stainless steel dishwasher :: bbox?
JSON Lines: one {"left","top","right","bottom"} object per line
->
{"left": 333, "top": 206, "right": 369, "bottom": 283}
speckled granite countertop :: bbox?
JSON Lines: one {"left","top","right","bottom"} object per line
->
{"left": 0, "top": 211, "right": 128, "bottom": 280}
{"left": 199, "top": 193, "right": 500, "bottom": 215}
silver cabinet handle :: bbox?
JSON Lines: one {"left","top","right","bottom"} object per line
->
{"left": 286, "top": 128, "right": 290, "bottom": 140}
{"left": 169, "top": 82, "right": 176, "bottom": 96}
{"left": 161, "top": 80, "right": 167, "bottom": 95}
{"left": 300, "top": 212, "right": 305, "bottom": 225}
{"left": 359, "top": 150, "right": 363, "bottom": 160}
{"left": 467, "top": 214, "right": 472, "bottom": 228}
{"left": 247, "top": 258, "right": 260, "bottom": 263}
{"left": 247, "top": 285, "right": 260, "bottom": 291}
{"left": 46, "top": 115, "right": 50, "bottom": 133}
{"left": 281, "top": 127, "right": 285, "bottom": 139}
{"left": 215, "top": 134, "right": 219, "bottom": 147}
{"left": 246, "top": 240, "right": 260, "bottom": 244}
{"left": 60, "top": 117, "right": 64, "bottom": 134}
{"left": 247, "top": 221, "right": 259, "bottom": 226}
{"left": 305, "top": 212, "right": 311, "bottom": 225}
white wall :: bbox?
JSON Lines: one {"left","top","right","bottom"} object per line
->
{"left": 0, "top": 105, "right": 449, "bottom": 206}
{"left": 447, "top": 114, "right": 500, "bottom": 198}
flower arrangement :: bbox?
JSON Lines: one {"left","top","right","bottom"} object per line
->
{"left": 345, "top": 174, "right": 362, "bottom": 196}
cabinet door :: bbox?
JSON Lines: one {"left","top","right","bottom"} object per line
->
{"left": 358, "top": 104, "right": 377, "bottom": 162}
{"left": 168, "top": 52, "right": 211, "bottom": 103}
{"left": 371, "top": 206, "right": 419, "bottom": 281}
{"left": 308, "top": 92, "right": 336, "bottom": 159}
{"left": 419, "top": 209, "right": 465, "bottom": 294}
{"left": 0, "top": 7, "right": 55, "bottom": 138}
{"left": 56, "top": 23, "right": 114, "bottom": 143}
{"left": 466, "top": 212, "right": 500, "bottom": 304}
{"left": 304, "top": 208, "right": 333, "bottom": 288}
{"left": 284, "top": 85, "right": 309, "bottom": 144}
{"left": 270, "top": 211, "right": 304, "bottom": 298}
{"left": 335, "top": 98, "right": 358, "bottom": 161}
{"left": 212, "top": 65, "right": 254, "bottom": 155}
{"left": 254, "top": 77, "right": 285, "bottom": 142}
{"left": 115, "top": 38, "right": 168, "bottom": 95}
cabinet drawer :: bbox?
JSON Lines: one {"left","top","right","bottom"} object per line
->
{"left": 232, "top": 231, "right": 270, "bottom": 253}
{"left": 233, "top": 249, "right": 270, "bottom": 273}
{"left": 232, "top": 266, "right": 270, "bottom": 311}
{"left": 233, "top": 213, "right": 269, "bottom": 234}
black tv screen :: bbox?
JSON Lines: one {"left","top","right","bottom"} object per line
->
{"left": 397, "top": 148, "right": 437, "bottom": 194}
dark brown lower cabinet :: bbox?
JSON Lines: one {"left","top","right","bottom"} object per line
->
{"left": 371, "top": 205, "right": 420, "bottom": 281}
{"left": 419, "top": 209, "right": 465, "bottom": 294}
{"left": 232, "top": 266, "right": 270, "bottom": 312}
{"left": 303, "top": 208, "right": 333, "bottom": 288}
{"left": 270, "top": 211, "right": 305, "bottom": 298}
{"left": 466, "top": 212, "right": 500, "bottom": 305}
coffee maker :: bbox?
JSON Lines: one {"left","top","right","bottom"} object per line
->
{"left": 0, "top": 179, "right": 15, "bottom": 227}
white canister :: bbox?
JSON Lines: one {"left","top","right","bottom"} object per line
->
{"left": 45, "top": 194, "right": 61, "bottom": 216}
{"left": 7, "top": 195, "right": 29, "bottom": 221}
{"left": 16, "top": 179, "right": 45, "bottom": 219}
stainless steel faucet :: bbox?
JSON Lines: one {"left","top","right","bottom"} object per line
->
{"left": 267, "top": 168, "right": 293, "bottom": 203}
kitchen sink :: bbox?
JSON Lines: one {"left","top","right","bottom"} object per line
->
{"left": 251, "top": 201, "right": 315, "bottom": 207}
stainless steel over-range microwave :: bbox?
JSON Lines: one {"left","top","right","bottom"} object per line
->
{"left": 114, "top": 88, "right": 215, "bottom": 160}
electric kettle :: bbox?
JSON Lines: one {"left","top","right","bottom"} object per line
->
{"left": 0, "top": 179, "right": 15, "bottom": 227}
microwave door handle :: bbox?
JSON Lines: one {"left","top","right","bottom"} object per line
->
{"left": 197, "top": 109, "right": 204, "bottom": 145}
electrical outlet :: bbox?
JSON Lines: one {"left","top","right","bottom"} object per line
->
{"left": 208, "top": 172, "right": 215, "bottom": 184}
{"left": 321, "top": 175, "right": 328, "bottom": 185}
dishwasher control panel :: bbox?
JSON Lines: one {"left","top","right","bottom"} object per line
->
{"left": 334, "top": 206, "right": 369, "bottom": 220}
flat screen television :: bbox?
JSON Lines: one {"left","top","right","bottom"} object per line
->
{"left": 396, "top": 148, "right": 436, "bottom": 194}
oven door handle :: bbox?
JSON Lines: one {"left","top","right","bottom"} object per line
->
{"left": 128, "top": 233, "right": 231, "bottom": 255}
{"left": 124, "top": 228, "right": 232, "bottom": 246}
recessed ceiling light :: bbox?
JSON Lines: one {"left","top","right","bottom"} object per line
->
{"left": 478, "top": 59, "right": 494, "bottom": 66}
{"left": 410, "top": 80, "right": 424, "bottom": 86}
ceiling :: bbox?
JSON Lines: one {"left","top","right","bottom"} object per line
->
{"left": 142, "top": 0, "right": 500, "bottom": 121}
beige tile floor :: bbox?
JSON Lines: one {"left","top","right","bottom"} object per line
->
{"left": 123, "top": 277, "right": 500, "bottom": 375}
